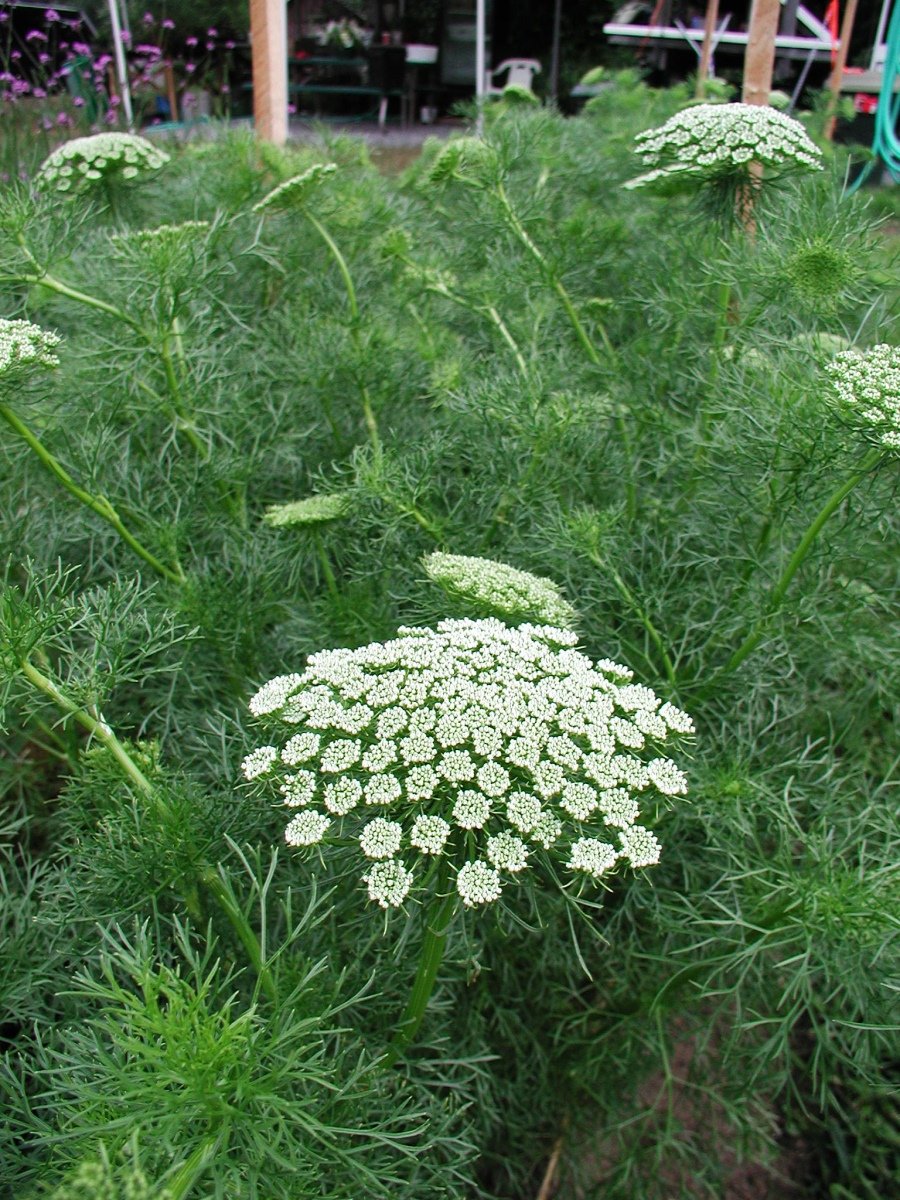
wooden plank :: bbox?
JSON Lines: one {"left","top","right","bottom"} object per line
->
{"left": 250, "top": 0, "right": 287, "bottom": 144}
{"left": 743, "top": 0, "right": 783, "bottom": 105}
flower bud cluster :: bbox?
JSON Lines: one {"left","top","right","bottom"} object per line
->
{"left": 244, "top": 618, "right": 692, "bottom": 911}
{"left": 423, "top": 552, "right": 579, "bottom": 629}
{"left": 825, "top": 344, "right": 900, "bottom": 451}
{"left": 253, "top": 163, "right": 338, "bottom": 214}
{"left": 0, "top": 318, "right": 61, "bottom": 379}
{"left": 36, "top": 133, "right": 170, "bottom": 193}
{"left": 263, "top": 492, "right": 352, "bottom": 528}
{"left": 625, "top": 103, "right": 822, "bottom": 191}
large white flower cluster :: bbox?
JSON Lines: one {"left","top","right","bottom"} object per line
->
{"left": 35, "top": 133, "right": 170, "bottom": 194}
{"left": 625, "top": 103, "right": 822, "bottom": 190}
{"left": 244, "top": 618, "right": 692, "bottom": 911}
{"left": 825, "top": 344, "right": 900, "bottom": 451}
{"left": 423, "top": 552, "right": 578, "bottom": 629}
{"left": 0, "top": 318, "right": 61, "bottom": 379}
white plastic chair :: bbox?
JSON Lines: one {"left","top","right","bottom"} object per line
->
{"left": 484, "top": 58, "right": 542, "bottom": 96}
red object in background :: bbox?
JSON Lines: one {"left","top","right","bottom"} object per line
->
{"left": 825, "top": 0, "right": 840, "bottom": 65}
{"left": 854, "top": 93, "right": 878, "bottom": 114}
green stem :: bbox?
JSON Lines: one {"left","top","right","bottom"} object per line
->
{"left": 10, "top": 271, "right": 145, "bottom": 331}
{"left": 711, "top": 446, "right": 884, "bottom": 686}
{"left": 383, "top": 881, "right": 457, "bottom": 1068}
{"left": 587, "top": 548, "right": 677, "bottom": 690}
{"left": 200, "top": 867, "right": 279, "bottom": 1005}
{"left": 313, "top": 528, "right": 340, "bottom": 602}
{"left": 484, "top": 304, "right": 529, "bottom": 378}
{"left": 159, "top": 329, "right": 209, "bottom": 460}
{"left": 18, "top": 660, "right": 276, "bottom": 998}
{"left": 494, "top": 182, "right": 612, "bottom": 366}
{"left": 165, "top": 1132, "right": 225, "bottom": 1200}
{"left": 18, "top": 658, "right": 160, "bottom": 802}
{"left": 303, "top": 210, "right": 381, "bottom": 456}
{"left": 0, "top": 401, "right": 185, "bottom": 585}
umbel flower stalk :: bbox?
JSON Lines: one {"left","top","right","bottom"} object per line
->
{"left": 243, "top": 617, "right": 694, "bottom": 1058}
{"left": 0, "top": 320, "right": 185, "bottom": 585}
{"left": 253, "top": 165, "right": 382, "bottom": 455}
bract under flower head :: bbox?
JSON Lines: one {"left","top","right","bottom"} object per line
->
{"left": 625, "top": 103, "right": 822, "bottom": 192}
{"left": 0, "top": 318, "right": 61, "bottom": 379}
{"left": 253, "top": 163, "right": 338, "bottom": 213}
{"left": 35, "top": 133, "right": 169, "bottom": 194}
{"left": 825, "top": 344, "right": 900, "bottom": 451}
{"left": 263, "top": 493, "right": 352, "bottom": 528}
{"left": 244, "top": 618, "right": 693, "bottom": 913}
{"left": 423, "top": 552, "right": 578, "bottom": 629}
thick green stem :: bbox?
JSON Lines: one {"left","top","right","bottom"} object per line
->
{"left": 9, "top": 271, "right": 145, "bottom": 332}
{"left": 711, "top": 446, "right": 884, "bottom": 686}
{"left": 0, "top": 401, "right": 185, "bottom": 585}
{"left": 165, "top": 1132, "right": 225, "bottom": 1200}
{"left": 303, "top": 210, "right": 381, "bottom": 456}
{"left": 383, "top": 883, "right": 457, "bottom": 1068}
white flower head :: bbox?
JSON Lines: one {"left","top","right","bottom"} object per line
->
{"left": 245, "top": 618, "right": 692, "bottom": 911}
{"left": 457, "top": 859, "right": 503, "bottom": 907}
{"left": 0, "top": 318, "right": 61, "bottom": 380}
{"left": 263, "top": 492, "right": 352, "bottom": 528}
{"left": 366, "top": 859, "right": 413, "bottom": 908}
{"left": 36, "top": 133, "right": 169, "bottom": 194}
{"left": 625, "top": 103, "right": 822, "bottom": 192}
{"left": 825, "top": 344, "right": 900, "bottom": 451}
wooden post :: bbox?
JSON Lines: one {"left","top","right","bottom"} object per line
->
{"left": 250, "top": 0, "right": 287, "bottom": 145}
{"left": 742, "top": 0, "right": 782, "bottom": 106}
{"left": 695, "top": 0, "right": 720, "bottom": 98}
{"left": 825, "top": 0, "right": 861, "bottom": 140}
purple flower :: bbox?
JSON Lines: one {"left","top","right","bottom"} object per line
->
{"left": 57, "top": 110, "right": 71, "bottom": 125}
{"left": 45, "top": 8, "right": 60, "bottom": 21}
{"left": 207, "top": 28, "right": 218, "bottom": 38}
{"left": 220, "top": 83, "right": 230, "bottom": 94}
{"left": 142, "top": 11, "right": 154, "bottom": 25}
{"left": 26, "top": 30, "right": 48, "bottom": 42}
{"left": 287, "top": 103, "right": 297, "bottom": 114}
{"left": 205, "top": 41, "right": 215, "bottom": 51}
{"left": 185, "top": 35, "right": 198, "bottom": 47}
{"left": 32, "top": 87, "right": 47, "bottom": 98}
{"left": 184, "top": 61, "right": 196, "bottom": 73}
{"left": 38, "top": 52, "right": 51, "bottom": 64}
{"left": 42, "top": 116, "right": 53, "bottom": 130}
{"left": 135, "top": 44, "right": 161, "bottom": 57}
{"left": 104, "top": 108, "right": 117, "bottom": 124}
{"left": 120, "top": 30, "right": 131, "bottom": 44}
{"left": 109, "top": 93, "right": 121, "bottom": 106}
{"left": 72, "top": 95, "right": 84, "bottom": 106}
{"left": 225, "top": 40, "right": 236, "bottom": 50}
{"left": 0, "top": 12, "right": 8, "bottom": 23}
{"left": 162, "top": 18, "right": 174, "bottom": 30}
{"left": 72, "top": 41, "right": 91, "bottom": 54}
{"left": 10, "top": 49, "right": 22, "bottom": 60}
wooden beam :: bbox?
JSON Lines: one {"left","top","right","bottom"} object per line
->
{"left": 250, "top": 0, "right": 287, "bottom": 145}
{"left": 742, "top": 0, "right": 782, "bottom": 106}
{"left": 695, "top": 0, "right": 720, "bottom": 98}
{"left": 825, "top": 0, "right": 861, "bottom": 140}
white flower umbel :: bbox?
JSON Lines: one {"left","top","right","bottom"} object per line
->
{"left": 35, "top": 133, "right": 169, "bottom": 194}
{"left": 625, "top": 103, "right": 822, "bottom": 192}
{"left": 423, "top": 552, "right": 579, "bottom": 629}
{"left": 825, "top": 344, "right": 900, "bottom": 451}
{"left": 244, "top": 618, "right": 693, "bottom": 912}
{"left": 0, "top": 319, "right": 61, "bottom": 379}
